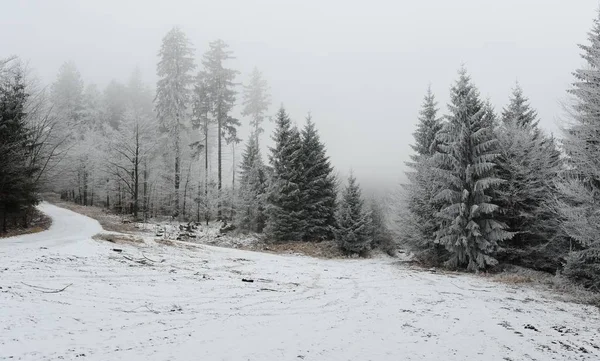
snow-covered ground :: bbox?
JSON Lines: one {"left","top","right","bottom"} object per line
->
{"left": 1, "top": 204, "right": 599, "bottom": 361}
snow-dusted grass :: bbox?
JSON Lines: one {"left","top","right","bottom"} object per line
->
{"left": 1, "top": 203, "right": 599, "bottom": 360}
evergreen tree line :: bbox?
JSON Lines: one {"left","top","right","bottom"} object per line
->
{"left": 399, "top": 12, "right": 600, "bottom": 290}
{"left": 239, "top": 106, "right": 393, "bottom": 255}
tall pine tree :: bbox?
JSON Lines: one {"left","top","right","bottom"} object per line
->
{"left": 300, "top": 114, "right": 337, "bottom": 241}
{"left": 236, "top": 132, "right": 267, "bottom": 233}
{"left": 191, "top": 72, "right": 212, "bottom": 224}
{"left": 265, "top": 107, "right": 305, "bottom": 242}
{"left": 402, "top": 86, "right": 444, "bottom": 262}
{"left": 242, "top": 67, "right": 270, "bottom": 145}
{"left": 200, "top": 39, "right": 240, "bottom": 219}
{"left": 411, "top": 85, "right": 443, "bottom": 157}
{"left": 51, "top": 61, "right": 84, "bottom": 131}
{"left": 155, "top": 27, "right": 196, "bottom": 219}
{"left": 495, "top": 84, "right": 562, "bottom": 271}
{"left": 432, "top": 69, "right": 512, "bottom": 271}
{"left": 0, "top": 59, "right": 37, "bottom": 232}
{"left": 369, "top": 199, "right": 395, "bottom": 255}
{"left": 557, "top": 11, "right": 600, "bottom": 289}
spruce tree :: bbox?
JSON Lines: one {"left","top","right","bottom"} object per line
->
{"left": 103, "top": 80, "right": 128, "bottom": 129}
{"left": 557, "top": 11, "right": 600, "bottom": 289}
{"left": 300, "top": 114, "right": 337, "bottom": 241}
{"left": 432, "top": 68, "right": 512, "bottom": 271}
{"left": 495, "top": 84, "right": 562, "bottom": 271}
{"left": 200, "top": 39, "right": 240, "bottom": 219}
{"left": 242, "top": 67, "right": 271, "bottom": 145}
{"left": 369, "top": 199, "right": 395, "bottom": 255}
{"left": 265, "top": 107, "right": 305, "bottom": 241}
{"left": 402, "top": 86, "right": 444, "bottom": 261}
{"left": 481, "top": 100, "right": 498, "bottom": 129}
{"left": 155, "top": 27, "right": 196, "bottom": 219}
{"left": 51, "top": 61, "right": 84, "bottom": 131}
{"left": 411, "top": 85, "right": 443, "bottom": 157}
{"left": 237, "top": 132, "right": 267, "bottom": 233}
{"left": 335, "top": 173, "right": 372, "bottom": 256}
{"left": 191, "top": 72, "right": 212, "bottom": 224}
{"left": 501, "top": 84, "right": 539, "bottom": 128}
{"left": 0, "top": 60, "right": 37, "bottom": 232}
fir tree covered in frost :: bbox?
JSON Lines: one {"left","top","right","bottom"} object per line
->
{"left": 495, "top": 84, "right": 562, "bottom": 271}
{"left": 191, "top": 71, "right": 212, "bottom": 224}
{"left": 51, "top": 61, "right": 84, "bottom": 131}
{"left": 402, "top": 86, "right": 444, "bottom": 261}
{"left": 0, "top": 59, "right": 38, "bottom": 232}
{"left": 236, "top": 132, "right": 267, "bottom": 233}
{"left": 501, "top": 84, "right": 539, "bottom": 128}
{"left": 411, "top": 85, "right": 443, "bottom": 157}
{"left": 242, "top": 67, "right": 270, "bottom": 145}
{"left": 369, "top": 199, "right": 395, "bottom": 255}
{"left": 155, "top": 27, "right": 196, "bottom": 219}
{"left": 200, "top": 39, "right": 240, "bottom": 219}
{"left": 557, "top": 11, "right": 600, "bottom": 289}
{"left": 300, "top": 114, "right": 337, "bottom": 241}
{"left": 432, "top": 69, "right": 512, "bottom": 271}
{"left": 265, "top": 107, "right": 305, "bottom": 241}
{"left": 335, "top": 173, "right": 372, "bottom": 255}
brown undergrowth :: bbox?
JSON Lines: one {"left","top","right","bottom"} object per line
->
{"left": 0, "top": 208, "right": 52, "bottom": 239}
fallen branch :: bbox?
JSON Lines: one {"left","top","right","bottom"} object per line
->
{"left": 450, "top": 281, "right": 491, "bottom": 293}
{"left": 122, "top": 255, "right": 149, "bottom": 265}
{"left": 142, "top": 253, "right": 162, "bottom": 263}
{"left": 21, "top": 282, "right": 73, "bottom": 293}
{"left": 124, "top": 304, "right": 160, "bottom": 314}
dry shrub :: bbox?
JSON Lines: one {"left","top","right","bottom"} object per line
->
{"left": 0, "top": 208, "right": 52, "bottom": 238}
{"left": 92, "top": 233, "right": 144, "bottom": 245}
{"left": 490, "top": 265, "right": 600, "bottom": 307}
{"left": 493, "top": 274, "right": 534, "bottom": 285}
{"left": 255, "top": 240, "right": 344, "bottom": 259}
{"left": 155, "top": 238, "right": 202, "bottom": 251}
{"left": 155, "top": 239, "right": 177, "bottom": 247}
{"left": 49, "top": 200, "right": 138, "bottom": 233}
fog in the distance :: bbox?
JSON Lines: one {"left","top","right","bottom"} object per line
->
{"left": 1, "top": 0, "right": 596, "bottom": 195}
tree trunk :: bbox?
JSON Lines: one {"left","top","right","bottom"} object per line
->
{"left": 118, "top": 182, "right": 122, "bottom": 214}
{"left": 143, "top": 160, "right": 148, "bottom": 222}
{"left": 90, "top": 176, "right": 94, "bottom": 207}
{"left": 133, "top": 123, "right": 140, "bottom": 219}
{"left": 182, "top": 161, "right": 192, "bottom": 221}
{"left": 197, "top": 182, "right": 201, "bottom": 223}
{"left": 204, "top": 124, "right": 209, "bottom": 226}
{"left": 217, "top": 114, "right": 222, "bottom": 220}
{"left": 78, "top": 170, "right": 82, "bottom": 204}
{"left": 22, "top": 209, "right": 28, "bottom": 228}
{"left": 83, "top": 167, "right": 88, "bottom": 206}
{"left": 2, "top": 209, "right": 6, "bottom": 233}
{"left": 174, "top": 130, "right": 181, "bottom": 220}
{"left": 231, "top": 142, "right": 236, "bottom": 220}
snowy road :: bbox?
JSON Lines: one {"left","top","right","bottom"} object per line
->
{"left": 1, "top": 204, "right": 599, "bottom": 360}
{"left": 0, "top": 203, "right": 102, "bottom": 251}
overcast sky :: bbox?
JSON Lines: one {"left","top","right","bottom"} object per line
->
{"left": 1, "top": 0, "right": 598, "bottom": 194}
